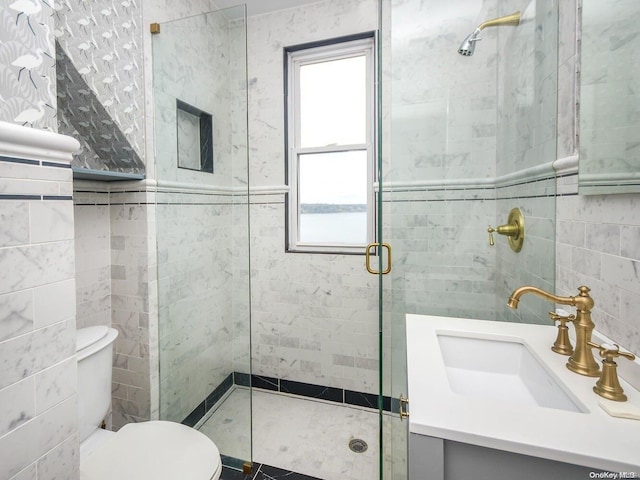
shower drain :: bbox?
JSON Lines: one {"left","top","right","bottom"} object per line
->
{"left": 349, "top": 438, "right": 368, "bottom": 453}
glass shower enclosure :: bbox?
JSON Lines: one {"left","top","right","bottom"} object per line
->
{"left": 152, "top": 5, "right": 251, "bottom": 471}
{"left": 150, "top": 0, "right": 559, "bottom": 478}
{"left": 381, "top": 1, "right": 558, "bottom": 478}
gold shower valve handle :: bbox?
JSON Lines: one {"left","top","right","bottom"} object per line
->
{"left": 487, "top": 208, "right": 525, "bottom": 252}
{"left": 587, "top": 342, "right": 636, "bottom": 402}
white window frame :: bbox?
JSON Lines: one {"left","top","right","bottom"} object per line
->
{"left": 286, "top": 35, "right": 376, "bottom": 254}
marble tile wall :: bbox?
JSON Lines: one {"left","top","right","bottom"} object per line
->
{"left": 495, "top": 180, "right": 557, "bottom": 325}
{"left": 142, "top": 0, "right": 219, "bottom": 181}
{"left": 496, "top": 0, "right": 558, "bottom": 175}
{"left": 554, "top": 0, "right": 640, "bottom": 357}
{"left": 249, "top": 196, "right": 379, "bottom": 393}
{"left": 108, "top": 186, "right": 158, "bottom": 429}
{"left": 383, "top": 188, "right": 497, "bottom": 321}
{"left": 72, "top": 181, "right": 158, "bottom": 431}
{"left": 387, "top": 0, "right": 498, "bottom": 184}
{"left": 247, "top": 0, "right": 380, "bottom": 393}
{"left": 73, "top": 188, "right": 111, "bottom": 329}
{"left": 0, "top": 126, "right": 79, "bottom": 479}
{"left": 383, "top": 0, "right": 500, "bottom": 332}
{"left": 150, "top": 4, "right": 250, "bottom": 421}
{"left": 157, "top": 192, "right": 235, "bottom": 422}
{"left": 579, "top": 0, "right": 640, "bottom": 183}
{"left": 494, "top": 0, "right": 558, "bottom": 325}
{"left": 152, "top": 7, "right": 236, "bottom": 185}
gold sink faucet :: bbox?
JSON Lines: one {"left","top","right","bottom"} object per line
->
{"left": 507, "top": 285, "right": 601, "bottom": 377}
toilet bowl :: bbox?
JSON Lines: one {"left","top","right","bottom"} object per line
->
{"left": 76, "top": 326, "right": 222, "bottom": 480}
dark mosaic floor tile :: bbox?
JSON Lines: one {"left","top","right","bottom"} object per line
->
{"left": 256, "top": 464, "right": 323, "bottom": 480}
{"left": 220, "top": 465, "right": 255, "bottom": 480}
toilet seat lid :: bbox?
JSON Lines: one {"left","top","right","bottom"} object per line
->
{"left": 80, "top": 421, "right": 221, "bottom": 480}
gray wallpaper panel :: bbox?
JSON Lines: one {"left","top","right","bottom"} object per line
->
{"left": 56, "top": 42, "right": 144, "bottom": 173}
{"left": 0, "top": 0, "right": 57, "bottom": 131}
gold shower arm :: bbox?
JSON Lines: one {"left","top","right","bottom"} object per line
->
{"left": 478, "top": 11, "right": 521, "bottom": 31}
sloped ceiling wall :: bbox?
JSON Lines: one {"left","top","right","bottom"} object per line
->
{"left": 55, "top": 0, "right": 145, "bottom": 175}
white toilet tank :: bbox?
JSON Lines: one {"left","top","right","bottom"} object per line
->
{"left": 76, "top": 326, "right": 119, "bottom": 444}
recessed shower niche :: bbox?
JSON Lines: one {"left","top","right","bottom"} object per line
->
{"left": 176, "top": 100, "right": 214, "bottom": 173}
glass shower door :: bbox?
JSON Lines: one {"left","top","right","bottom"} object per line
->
{"left": 152, "top": 5, "right": 251, "bottom": 471}
{"left": 380, "top": 0, "right": 558, "bottom": 478}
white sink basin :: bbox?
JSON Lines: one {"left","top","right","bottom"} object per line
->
{"left": 437, "top": 334, "right": 584, "bottom": 413}
{"left": 407, "top": 315, "right": 640, "bottom": 472}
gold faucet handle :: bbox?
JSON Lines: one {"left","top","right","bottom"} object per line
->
{"left": 587, "top": 342, "right": 635, "bottom": 401}
{"left": 588, "top": 342, "right": 636, "bottom": 362}
{"left": 548, "top": 310, "right": 575, "bottom": 356}
{"left": 487, "top": 226, "right": 495, "bottom": 246}
{"left": 548, "top": 310, "right": 575, "bottom": 325}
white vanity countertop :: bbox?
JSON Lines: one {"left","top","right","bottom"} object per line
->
{"left": 406, "top": 314, "right": 640, "bottom": 472}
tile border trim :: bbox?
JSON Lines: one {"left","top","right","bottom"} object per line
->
{"left": 182, "top": 372, "right": 394, "bottom": 429}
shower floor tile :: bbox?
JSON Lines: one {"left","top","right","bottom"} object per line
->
{"left": 198, "top": 387, "right": 379, "bottom": 480}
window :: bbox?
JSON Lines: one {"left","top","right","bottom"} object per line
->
{"left": 286, "top": 35, "right": 376, "bottom": 253}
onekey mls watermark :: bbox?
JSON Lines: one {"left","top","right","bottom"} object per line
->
{"left": 589, "top": 472, "right": 639, "bottom": 479}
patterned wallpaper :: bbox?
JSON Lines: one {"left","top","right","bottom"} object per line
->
{"left": 54, "top": 0, "right": 145, "bottom": 173}
{"left": 56, "top": 42, "right": 144, "bottom": 172}
{"left": 0, "top": 0, "right": 57, "bottom": 131}
{"left": 54, "top": 0, "right": 144, "bottom": 159}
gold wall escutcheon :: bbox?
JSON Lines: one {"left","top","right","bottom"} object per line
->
{"left": 487, "top": 207, "right": 525, "bottom": 252}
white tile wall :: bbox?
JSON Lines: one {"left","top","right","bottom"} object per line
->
{"left": 109, "top": 189, "right": 157, "bottom": 430}
{"left": 247, "top": 0, "right": 381, "bottom": 394}
{"left": 72, "top": 183, "right": 158, "bottom": 431}
{"left": 156, "top": 192, "right": 235, "bottom": 422}
{"left": 0, "top": 156, "right": 78, "bottom": 479}
{"left": 555, "top": 0, "right": 640, "bottom": 357}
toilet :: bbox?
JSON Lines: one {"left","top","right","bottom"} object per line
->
{"left": 76, "top": 326, "right": 222, "bottom": 480}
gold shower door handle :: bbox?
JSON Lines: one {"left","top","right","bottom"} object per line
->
{"left": 365, "top": 243, "right": 392, "bottom": 274}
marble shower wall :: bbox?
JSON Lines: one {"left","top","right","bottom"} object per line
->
{"left": 153, "top": 7, "right": 249, "bottom": 421}
{"left": 387, "top": 0, "right": 498, "bottom": 184}
{"left": 494, "top": 0, "right": 558, "bottom": 325}
{"left": 152, "top": 8, "right": 236, "bottom": 185}
{"left": 384, "top": 0, "right": 499, "bottom": 335}
{"left": 248, "top": 0, "right": 380, "bottom": 393}
{"left": 157, "top": 194, "right": 235, "bottom": 422}
{"left": 555, "top": 0, "right": 640, "bottom": 356}
{"left": 0, "top": 0, "right": 57, "bottom": 131}
{"left": 496, "top": 0, "right": 558, "bottom": 175}
{"left": 0, "top": 125, "right": 79, "bottom": 479}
